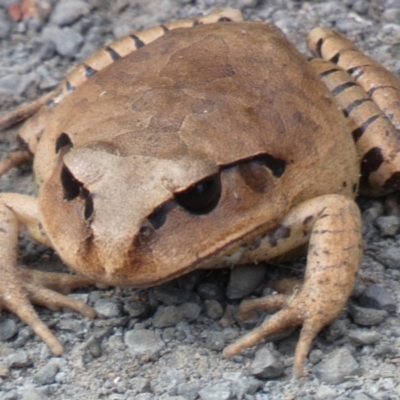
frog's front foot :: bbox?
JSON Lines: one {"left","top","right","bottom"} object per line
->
{"left": 223, "top": 194, "right": 363, "bottom": 377}
{"left": 0, "top": 194, "right": 97, "bottom": 355}
{"left": 0, "top": 266, "right": 97, "bottom": 355}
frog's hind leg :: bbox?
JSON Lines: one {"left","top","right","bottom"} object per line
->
{"left": 223, "top": 194, "right": 362, "bottom": 377}
{"left": 308, "top": 28, "right": 400, "bottom": 196}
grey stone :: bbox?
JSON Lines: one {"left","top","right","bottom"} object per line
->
{"left": 378, "top": 23, "right": 400, "bottom": 44}
{"left": 249, "top": 348, "right": 284, "bottom": 379}
{"left": 57, "top": 318, "right": 83, "bottom": 331}
{"left": 21, "top": 387, "right": 48, "bottom": 400}
{"left": 153, "top": 285, "right": 198, "bottom": 305}
{"left": 131, "top": 394, "right": 153, "bottom": 400}
{"left": 0, "top": 11, "right": 11, "bottom": 39}
{"left": 33, "top": 361, "right": 59, "bottom": 385}
{"left": 152, "top": 306, "right": 185, "bottom": 328}
{"left": 314, "top": 348, "right": 361, "bottom": 384}
{"left": 124, "top": 329, "right": 165, "bottom": 358}
{"left": 226, "top": 264, "right": 267, "bottom": 299}
{"left": 0, "top": 72, "right": 37, "bottom": 96}
{"left": 131, "top": 377, "right": 151, "bottom": 394}
{"left": 0, "top": 390, "right": 18, "bottom": 400}
{"left": 203, "top": 331, "right": 225, "bottom": 351}
{"left": 197, "top": 282, "right": 225, "bottom": 301}
{"left": 50, "top": 0, "right": 91, "bottom": 26}
{"left": 177, "top": 381, "right": 201, "bottom": 400}
{"left": 375, "top": 215, "right": 400, "bottom": 236}
{"left": 374, "top": 342, "right": 398, "bottom": 357}
{"left": 179, "top": 303, "right": 201, "bottom": 322}
{"left": 348, "top": 329, "right": 381, "bottom": 345}
{"left": 315, "top": 385, "right": 338, "bottom": 400}
{"left": 382, "top": 8, "right": 400, "bottom": 22}
{"left": 352, "top": 394, "right": 373, "bottom": 400}
{"left": 349, "top": 304, "right": 388, "bottom": 326}
{"left": 234, "top": 377, "right": 263, "bottom": 398}
{"left": 7, "top": 350, "right": 31, "bottom": 368}
{"left": 41, "top": 26, "right": 83, "bottom": 58}
{"left": 198, "top": 382, "right": 232, "bottom": 400}
{"left": 325, "top": 319, "right": 348, "bottom": 341}
{"left": 374, "top": 246, "right": 400, "bottom": 268}
{"left": 352, "top": 0, "right": 369, "bottom": 14}
{"left": 205, "top": 299, "right": 224, "bottom": 320}
{"left": 94, "top": 298, "right": 123, "bottom": 318}
{"left": 0, "top": 318, "right": 17, "bottom": 341}
{"left": 358, "top": 284, "right": 396, "bottom": 313}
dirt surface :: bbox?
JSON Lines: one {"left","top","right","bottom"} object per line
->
{"left": 1, "top": 0, "right": 400, "bottom": 399}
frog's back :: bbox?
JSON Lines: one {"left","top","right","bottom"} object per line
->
{"left": 35, "top": 21, "right": 358, "bottom": 202}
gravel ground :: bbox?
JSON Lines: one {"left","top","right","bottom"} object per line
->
{"left": 1, "top": 0, "right": 400, "bottom": 399}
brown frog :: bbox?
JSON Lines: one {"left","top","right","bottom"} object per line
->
{"left": 0, "top": 8, "right": 399, "bottom": 377}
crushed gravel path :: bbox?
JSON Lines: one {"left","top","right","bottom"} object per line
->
{"left": 0, "top": 0, "right": 400, "bottom": 399}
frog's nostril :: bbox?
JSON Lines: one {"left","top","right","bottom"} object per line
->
{"left": 136, "top": 224, "right": 154, "bottom": 246}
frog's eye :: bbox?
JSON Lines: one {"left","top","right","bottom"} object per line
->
{"left": 175, "top": 174, "right": 221, "bottom": 215}
{"left": 60, "top": 164, "right": 94, "bottom": 220}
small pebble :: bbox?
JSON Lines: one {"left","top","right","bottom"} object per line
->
{"left": 7, "top": 350, "right": 31, "bottom": 368}
{"left": 198, "top": 382, "right": 232, "bottom": 400}
{"left": 50, "top": 0, "right": 91, "bottom": 26}
{"left": 152, "top": 306, "right": 185, "bottom": 328}
{"left": 0, "top": 318, "right": 17, "bottom": 341}
{"left": 33, "top": 361, "right": 59, "bottom": 385}
{"left": 314, "top": 348, "right": 361, "bottom": 384}
{"left": 358, "top": 284, "right": 396, "bottom": 313}
{"left": 41, "top": 26, "right": 83, "bottom": 58}
{"left": 375, "top": 246, "right": 400, "bottom": 268}
{"left": 94, "top": 298, "right": 123, "bottom": 318}
{"left": 226, "top": 264, "right": 267, "bottom": 299}
{"left": 177, "top": 381, "right": 201, "bottom": 400}
{"left": 347, "top": 329, "right": 381, "bottom": 345}
{"left": 375, "top": 215, "right": 400, "bottom": 236}
{"left": 203, "top": 331, "right": 225, "bottom": 351}
{"left": 315, "top": 385, "right": 338, "bottom": 400}
{"left": 197, "top": 282, "right": 225, "bottom": 301}
{"left": 124, "top": 329, "right": 165, "bottom": 358}
{"left": 378, "top": 23, "right": 400, "bottom": 45}
{"left": 349, "top": 304, "right": 388, "bottom": 326}
{"left": 179, "top": 302, "right": 201, "bottom": 322}
{"left": 153, "top": 285, "right": 198, "bottom": 305}
{"left": 204, "top": 299, "right": 224, "bottom": 320}
{"left": 249, "top": 347, "right": 284, "bottom": 379}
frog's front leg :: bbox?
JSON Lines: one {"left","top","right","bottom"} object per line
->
{"left": 0, "top": 193, "right": 97, "bottom": 355}
{"left": 223, "top": 194, "right": 362, "bottom": 377}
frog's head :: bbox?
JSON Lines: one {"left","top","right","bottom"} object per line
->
{"left": 39, "top": 137, "right": 288, "bottom": 287}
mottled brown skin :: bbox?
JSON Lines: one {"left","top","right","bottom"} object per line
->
{"left": 0, "top": 9, "right": 399, "bottom": 377}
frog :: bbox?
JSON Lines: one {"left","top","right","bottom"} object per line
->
{"left": 0, "top": 8, "right": 399, "bottom": 377}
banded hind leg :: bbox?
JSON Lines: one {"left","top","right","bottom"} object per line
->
{"left": 0, "top": 8, "right": 243, "bottom": 174}
{"left": 223, "top": 194, "right": 362, "bottom": 377}
{"left": 308, "top": 28, "right": 400, "bottom": 197}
